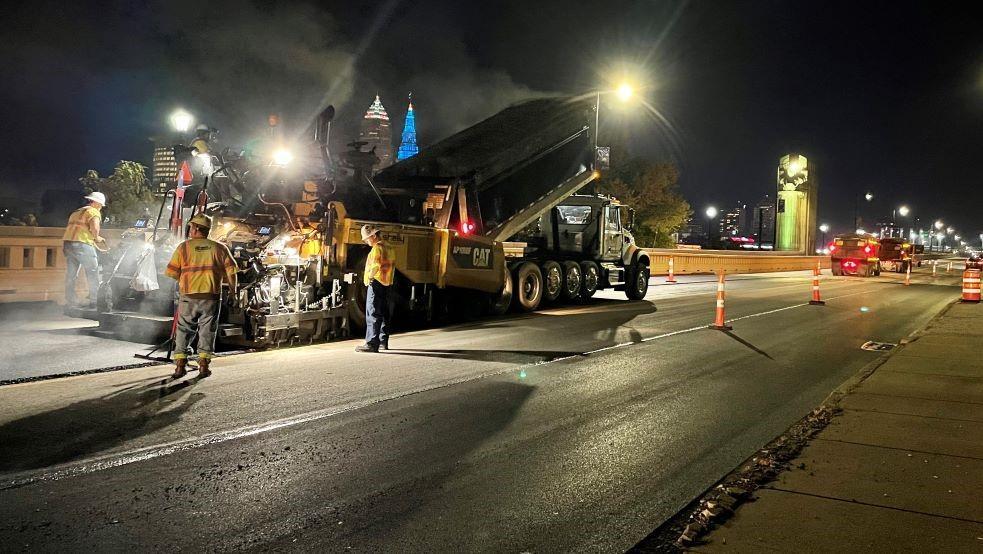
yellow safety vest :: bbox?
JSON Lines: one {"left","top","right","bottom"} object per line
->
{"left": 165, "top": 238, "right": 237, "bottom": 296}
{"left": 62, "top": 206, "right": 101, "bottom": 246}
{"left": 363, "top": 242, "right": 395, "bottom": 286}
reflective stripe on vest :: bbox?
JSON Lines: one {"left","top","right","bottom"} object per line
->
{"left": 62, "top": 206, "right": 100, "bottom": 245}
{"left": 166, "top": 239, "right": 237, "bottom": 295}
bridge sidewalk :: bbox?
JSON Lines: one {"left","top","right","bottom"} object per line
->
{"left": 696, "top": 300, "right": 983, "bottom": 552}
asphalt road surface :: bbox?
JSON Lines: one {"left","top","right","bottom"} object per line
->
{"left": 0, "top": 267, "right": 962, "bottom": 552}
{"left": 0, "top": 302, "right": 155, "bottom": 381}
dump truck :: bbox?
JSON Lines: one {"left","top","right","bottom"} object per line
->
{"left": 878, "top": 237, "right": 915, "bottom": 273}
{"left": 830, "top": 234, "right": 880, "bottom": 276}
{"left": 82, "top": 96, "right": 647, "bottom": 349}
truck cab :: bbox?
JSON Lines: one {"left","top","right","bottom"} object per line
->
{"left": 504, "top": 194, "right": 649, "bottom": 309}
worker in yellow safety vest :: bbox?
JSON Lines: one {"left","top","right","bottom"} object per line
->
{"left": 165, "top": 213, "right": 238, "bottom": 378}
{"left": 62, "top": 191, "right": 107, "bottom": 308}
{"left": 355, "top": 225, "right": 395, "bottom": 353}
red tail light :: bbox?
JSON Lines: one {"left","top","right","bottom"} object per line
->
{"left": 864, "top": 245, "right": 872, "bottom": 254}
{"left": 829, "top": 244, "right": 837, "bottom": 252}
{"left": 460, "top": 222, "right": 475, "bottom": 234}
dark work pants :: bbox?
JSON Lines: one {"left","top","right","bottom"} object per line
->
{"left": 365, "top": 280, "right": 390, "bottom": 347}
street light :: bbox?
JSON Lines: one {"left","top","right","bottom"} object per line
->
{"left": 897, "top": 205, "right": 910, "bottom": 217}
{"left": 854, "top": 191, "right": 874, "bottom": 229}
{"left": 169, "top": 109, "right": 194, "bottom": 134}
{"left": 594, "top": 81, "right": 637, "bottom": 150}
{"left": 705, "top": 206, "right": 718, "bottom": 248}
{"left": 616, "top": 83, "right": 633, "bottom": 102}
{"left": 819, "top": 223, "right": 829, "bottom": 251}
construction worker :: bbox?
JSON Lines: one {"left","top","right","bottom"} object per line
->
{"left": 62, "top": 191, "right": 107, "bottom": 308}
{"left": 355, "top": 225, "right": 394, "bottom": 353}
{"left": 165, "top": 214, "right": 238, "bottom": 378}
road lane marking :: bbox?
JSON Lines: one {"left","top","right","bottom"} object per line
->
{"left": 0, "top": 287, "right": 880, "bottom": 490}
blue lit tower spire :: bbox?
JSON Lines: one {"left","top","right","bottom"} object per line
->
{"left": 397, "top": 93, "right": 419, "bottom": 161}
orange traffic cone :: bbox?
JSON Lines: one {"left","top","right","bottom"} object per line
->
{"left": 810, "top": 261, "right": 825, "bottom": 305}
{"left": 666, "top": 256, "right": 677, "bottom": 284}
{"left": 709, "top": 273, "right": 732, "bottom": 330}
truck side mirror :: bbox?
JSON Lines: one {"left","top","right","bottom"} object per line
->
{"left": 624, "top": 208, "right": 635, "bottom": 231}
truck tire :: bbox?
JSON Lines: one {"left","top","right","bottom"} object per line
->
{"left": 561, "top": 261, "right": 582, "bottom": 301}
{"left": 540, "top": 261, "right": 563, "bottom": 303}
{"left": 625, "top": 261, "right": 650, "bottom": 300}
{"left": 580, "top": 261, "right": 599, "bottom": 300}
{"left": 513, "top": 262, "right": 543, "bottom": 312}
{"left": 488, "top": 266, "right": 513, "bottom": 316}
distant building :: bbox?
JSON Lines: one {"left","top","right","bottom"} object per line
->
{"left": 397, "top": 94, "right": 419, "bottom": 161}
{"left": 151, "top": 145, "right": 178, "bottom": 196}
{"left": 719, "top": 201, "right": 750, "bottom": 237}
{"left": 359, "top": 95, "right": 394, "bottom": 171}
{"left": 751, "top": 194, "right": 776, "bottom": 245}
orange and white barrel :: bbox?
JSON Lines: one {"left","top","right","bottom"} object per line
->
{"left": 962, "top": 269, "right": 981, "bottom": 303}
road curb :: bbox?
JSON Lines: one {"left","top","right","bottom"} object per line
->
{"left": 629, "top": 297, "right": 961, "bottom": 552}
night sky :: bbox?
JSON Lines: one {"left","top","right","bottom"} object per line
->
{"left": 1, "top": 0, "right": 981, "bottom": 237}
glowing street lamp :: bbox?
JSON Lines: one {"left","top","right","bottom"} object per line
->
{"left": 615, "top": 83, "right": 634, "bottom": 102}
{"left": 704, "top": 206, "right": 718, "bottom": 248}
{"left": 818, "top": 223, "right": 830, "bottom": 251}
{"left": 169, "top": 109, "right": 194, "bottom": 133}
{"left": 593, "top": 79, "right": 638, "bottom": 150}
{"left": 897, "top": 205, "right": 910, "bottom": 217}
{"left": 854, "top": 191, "right": 874, "bottom": 229}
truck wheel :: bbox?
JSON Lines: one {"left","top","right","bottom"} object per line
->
{"left": 561, "top": 261, "right": 582, "bottom": 301}
{"left": 580, "top": 261, "right": 599, "bottom": 300}
{"left": 513, "top": 262, "right": 543, "bottom": 312}
{"left": 540, "top": 261, "right": 563, "bottom": 303}
{"left": 488, "top": 266, "right": 513, "bottom": 316}
{"left": 625, "top": 261, "right": 650, "bottom": 300}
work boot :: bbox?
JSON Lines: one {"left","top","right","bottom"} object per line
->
{"left": 197, "top": 357, "right": 212, "bottom": 378}
{"left": 171, "top": 358, "right": 187, "bottom": 379}
{"left": 380, "top": 341, "right": 389, "bottom": 351}
{"left": 355, "top": 343, "right": 379, "bottom": 353}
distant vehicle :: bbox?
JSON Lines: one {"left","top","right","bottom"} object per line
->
{"left": 967, "top": 253, "right": 983, "bottom": 270}
{"left": 830, "top": 234, "right": 880, "bottom": 277}
{"left": 878, "top": 238, "right": 914, "bottom": 273}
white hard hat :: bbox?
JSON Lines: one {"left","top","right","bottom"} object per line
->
{"left": 84, "top": 191, "right": 107, "bottom": 206}
{"left": 360, "top": 224, "right": 380, "bottom": 241}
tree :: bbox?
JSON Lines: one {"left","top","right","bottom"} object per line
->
{"left": 80, "top": 161, "right": 156, "bottom": 227}
{"left": 595, "top": 158, "right": 691, "bottom": 248}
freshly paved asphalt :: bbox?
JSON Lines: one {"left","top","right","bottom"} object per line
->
{"left": 0, "top": 267, "right": 962, "bottom": 552}
{"left": 0, "top": 302, "right": 155, "bottom": 381}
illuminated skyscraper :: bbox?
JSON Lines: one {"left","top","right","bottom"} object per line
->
{"left": 397, "top": 94, "right": 419, "bottom": 161}
{"left": 359, "top": 95, "right": 393, "bottom": 170}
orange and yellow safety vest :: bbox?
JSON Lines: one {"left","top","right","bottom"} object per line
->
{"left": 165, "top": 238, "right": 238, "bottom": 296}
{"left": 62, "top": 206, "right": 101, "bottom": 246}
{"left": 363, "top": 242, "right": 395, "bottom": 286}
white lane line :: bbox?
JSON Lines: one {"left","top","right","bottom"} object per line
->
{"left": 0, "top": 286, "right": 879, "bottom": 490}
